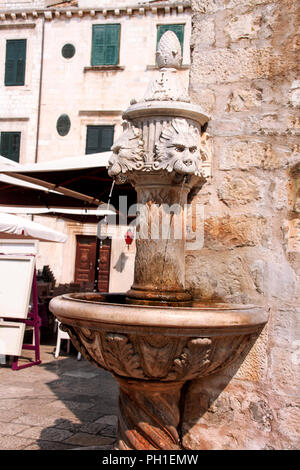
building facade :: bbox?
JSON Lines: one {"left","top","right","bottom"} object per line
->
{"left": 0, "top": 0, "right": 191, "bottom": 165}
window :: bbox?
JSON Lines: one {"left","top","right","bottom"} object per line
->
{"left": 0, "top": 132, "right": 21, "bottom": 162}
{"left": 56, "top": 115, "right": 71, "bottom": 136}
{"left": 91, "top": 24, "right": 120, "bottom": 66}
{"left": 5, "top": 39, "right": 27, "bottom": 86}
{"left": 86, "top": 126, "right": 114, "bottom": 154}
{"left": 157, "top": 24, "right": 185, "bottom": 54}
{"left": 62, "top": 43, "right": 76, "bottom": 59}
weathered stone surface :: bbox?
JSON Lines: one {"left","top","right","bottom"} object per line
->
{"left": 189, "top": 86, "right": 215, "bottom": 114}
{"left": 203, "top": 215, "right": 270, "bottom": 249}
{"left": 269, "top": 346, "right": 300, "bottom": 397}
{"left": 224, "top": 13, "right": 262, "bottom": 42}
{"left": 227, "top": 324, "right": 268, "bottom": 382}
{"left": 191, "top": 15, "right": 215, "bottom": 48}
{"left": 226, "top": 87, "right": 263, "bottom": 112}
{"left": 182, "top": 380, "right": 281, "bottom": 450}
{"left": 283, "top": 219, "right": 300, "bottom": 253}
{"left": 289, "top": 80, "right": 300, "bottom": 108}
{"left": 191, "top": 47, "right": 287, "bottom": 85}
{"left": 264, "top": 260, "right": 297, "bottom": 300}
{"left": 217, "top": 174, "right": 265, "bottom": 206}
{"left": 186, "top": 250, "right": 260, "bottom": 303}
{"left": 277, "top": 404, "right": 300, "bottom": 446}
{"left": 185, "top": 0, "right": 300, "bottom": 450}
{"left": 226, "top": 139, "right": 298, "bottom": 172}
{"left": 249, "top": 399, "right": 273, "bottom": 432}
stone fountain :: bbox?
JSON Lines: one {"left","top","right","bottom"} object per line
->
{"left": 50, "top": 32, "right": 268, "bottom": 450}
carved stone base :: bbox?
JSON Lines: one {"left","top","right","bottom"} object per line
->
{"left": 115, "top": 376, "right": 183, "bottom": 450}
{"left": 50, "top": 295, "right": 268, "bottom": 450}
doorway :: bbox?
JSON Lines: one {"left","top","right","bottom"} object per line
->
{"left": 74, "top": 235, "right": 111, "bottom": 292}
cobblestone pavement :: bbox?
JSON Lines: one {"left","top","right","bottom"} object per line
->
{"left": 0, "top": 344, "right": 119, "bottom": 450}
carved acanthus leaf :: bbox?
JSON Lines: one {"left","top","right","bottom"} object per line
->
{"left": 169, "top": 337, "right": 212, "bottom": 381}
{"left": 103, "top": 333, "right": 145, "bottom": 379}
{"left": 61, "top": 325, "right": 102, "bottom": 369}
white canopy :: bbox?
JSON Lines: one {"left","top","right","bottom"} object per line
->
{"left": 0, "top": 174, "right": 63, "bottom": 195}
{"left": 3, "top": 152, "right": 112, "bottom": 205}
{"left": 0, "top": 155, "right": 63, "bottom": 195}
{"left": 0, "top": 213, "right": 68, "bottom": 243}
{"left": 4, "top": 152, "right": 111, "bottom": 173}
{"left": 0, "top": 206, "right": 116, "bottom": 216}
{"left": 0, "top": 155, "right": 19, "bottom": 169}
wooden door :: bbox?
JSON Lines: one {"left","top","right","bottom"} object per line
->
{"left": 97, "top": 238, "right": 111, "bottom": 292}
{"left": 74, "top": 235, "right": 96, "bottom": 286}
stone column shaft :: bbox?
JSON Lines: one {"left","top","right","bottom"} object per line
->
{"left": 126, "top": 174, "right": 192, "bottom": 305}
{"left": 116, "top": 376, "right": 183, "bottom": 450}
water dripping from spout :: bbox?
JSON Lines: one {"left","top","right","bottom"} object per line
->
{"left": 93, "top": 180, "right": 115, "bottom": 292}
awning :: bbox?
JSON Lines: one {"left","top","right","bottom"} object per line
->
{"left": 0, "top": 206, "right": 116, "bottom": 216}
{"left": 0, "top": 213, "right": 68, "bottom": 243}
{"left": 3, "top": 152, "right": 136, "bottom": 211}
{"left": 0, "top": 155, "right": 96, "bottom": 209}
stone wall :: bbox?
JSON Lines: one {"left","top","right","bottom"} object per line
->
{"left": 183, "top": 0, "right": 300, "bottom": 450}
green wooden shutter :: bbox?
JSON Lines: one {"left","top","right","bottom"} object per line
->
{"left": 0, "top": 132, "right": 21, "bottom": 162}
{"left": 157, "top": 24, "right": 185, "bottom": 54}
{"left": 100, "top": 126, "right": 114, "bottom": 151}
{"left": 5, "top": 39, "right": 26, "bottom": 86}
{"left": 86, "top": 126, "right": 100, "bottom": 154}
{"left": 86, "top": 126, "right": 114, "bottom": 154}
{"left": 92, "top": 24, "right": 120, "bottom": 66}
{"left": 0, "top": 133, "right": 10, "bottom": 156}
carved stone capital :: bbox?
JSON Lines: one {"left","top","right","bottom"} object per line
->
{"left": 107, "top": 117, "right": 208, "bottom": 181}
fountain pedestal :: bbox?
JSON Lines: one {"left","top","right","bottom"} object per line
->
{"left": 52, "top": 294, "right": 267, "bottom": 450}
{"left": 50, "top": 31, "right": 268, "bottom": 450}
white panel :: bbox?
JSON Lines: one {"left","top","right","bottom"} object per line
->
{"left": 0, "top": 239, "right": 39, "bottom": 255}
{"left": 0, "top": 321, "right": 25, "bottom": 356}
{"left": 0, "top": 256, "right": 35, "bottom": 318}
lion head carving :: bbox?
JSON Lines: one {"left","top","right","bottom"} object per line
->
{"left": 108, "top": 124, "right": 145, "bottom": 179}
{"left": 154, "top": 119, "right": 203, "bottom": 176}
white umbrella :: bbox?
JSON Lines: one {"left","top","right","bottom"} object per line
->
{"left": 0, "top": 213, "right": 68, "bottom": 243}
{"left": 0, "top": 155, "right": 19, "bottom": 169}
{"left": 0, "top": 206, "right": 116, "bottom": 216}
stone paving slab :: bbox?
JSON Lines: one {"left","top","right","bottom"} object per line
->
{"left": 64, "top": 432, "right": 115, "bottom": 447}
{"left": 0, "top": 344, "right": 118, "bottom": 450}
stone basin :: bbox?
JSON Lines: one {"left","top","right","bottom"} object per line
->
{"left": 49, "top": 293, "right": 268, "bottom": 450}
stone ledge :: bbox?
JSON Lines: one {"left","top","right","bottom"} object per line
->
{"left": 0, "top": 2, "right": 191, "bottom": 21}
{"left": 0, "top": 117, "right": 29, "bottom": 121}
{"left": 146, "top": 64, "right": 190, "bottom": 70}
{"left": 0, "top": 22, "right": 36, "bottom": 29}
{"left": 78, "top": 110, "right": 122, "bottom": 116}
{"left": 83, "top": 65, "right": 125, "bottom": 73}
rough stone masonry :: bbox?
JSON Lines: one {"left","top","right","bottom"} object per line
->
{"left": 182, "top": 0, "right": 300, "bottom": 450}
